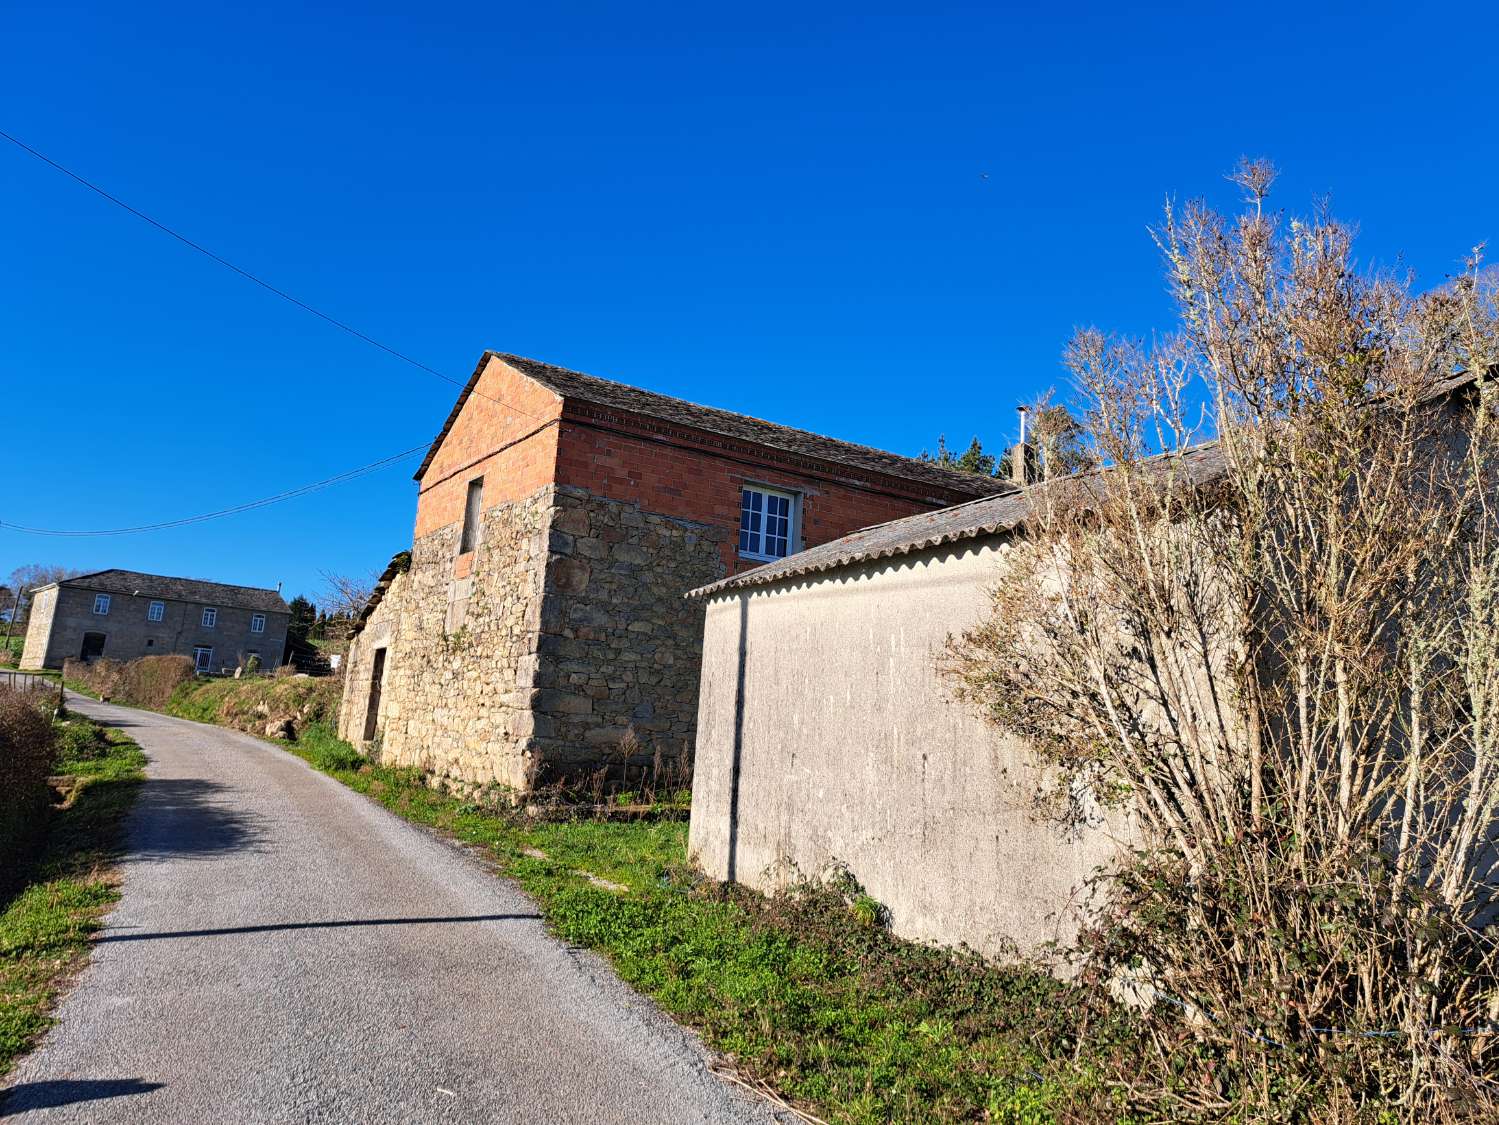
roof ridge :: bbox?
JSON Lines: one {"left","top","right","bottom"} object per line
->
{"left": 63, "top": 567, "right": 281, "bottom": 595}
{"left": 493, "top": 351, "right": 1003, "bottom": 482}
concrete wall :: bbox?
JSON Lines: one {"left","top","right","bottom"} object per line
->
{"left": 21, "top": 585, "right": 287, "bottom": 672}
{"left": 688, "top": 539, "right": 1128, "bottom": 958}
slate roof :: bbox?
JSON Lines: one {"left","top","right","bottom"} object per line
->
{"left": 349, "top": 550, "right": 412, "bottom": 638}
{"left": 413, "top": 351, "right": 1013, "bottom": 500}
{"left": 689, "top": 443, "right": 1229, "bottom": 598}
{"left": 50, "top": 570, "right": 290, "bottom": 615}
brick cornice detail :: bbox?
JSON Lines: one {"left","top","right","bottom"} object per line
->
{"left": 559, "top": 401, "right": 972, "bottom": 508}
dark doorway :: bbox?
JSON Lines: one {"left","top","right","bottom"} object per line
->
{"left": 363, "top": 648, "right": 387, "bottom": 741}
{"left": 80, "top": 632, "right": 106, "bottom": 661}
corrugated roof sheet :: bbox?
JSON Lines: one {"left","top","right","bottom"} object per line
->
{"left": 689, "top": 443, "right": 1229, "bottom": 598}
{"left": 415, "top": 351, "right": 1013, "bottom": 500}
{"left": 689, "top": 372, "right": 1488, "bottom": 599}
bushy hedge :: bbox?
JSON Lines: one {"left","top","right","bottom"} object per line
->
{"left": 65, "top": 655, "right": 195, "bottom": 709}
{"left": 0, "top": 687, "right": 57, "bottom": 881}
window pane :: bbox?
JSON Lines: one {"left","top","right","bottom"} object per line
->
{"left": 765, "top": 494, "right": 790, "bottom": 557}
{"left": 739, "top": 489, "right": 764, "bottom": 555}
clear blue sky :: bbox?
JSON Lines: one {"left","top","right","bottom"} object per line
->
{"left": 3, "top": 1, "right": 1495, "bottom": 601}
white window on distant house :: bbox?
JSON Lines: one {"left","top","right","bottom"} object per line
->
{"left": 250, "top": 613, "right": 266, "bottom": 634}
{"left": 93, "top": 594, "right": 111, "bottom": 615}
{"left": 738, "top": 485, "right": 797, "bottom": 561}
{"left": 459, "top": 476, "right": 484, "bottom": 554}
{"left": 193, "top": 646, "right": 213, "bottom": 674}
{"left": 202, "top": 607, "right": 217, "bottom": 628}
{"left": 147, "top": 601, "right": 165, "bottom": 622}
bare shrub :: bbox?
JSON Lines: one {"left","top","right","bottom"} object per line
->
{"left": 116, "top": 655, "right": 195, "bottom": 709}
{"left": 952, "top": 166, "right": 1499, "bottom": 1119}
{"left": 0, "top": 686, "right": 57, "bottom": 876}
{"left": 65, "top": 657, "right": 124, "bottom": 700}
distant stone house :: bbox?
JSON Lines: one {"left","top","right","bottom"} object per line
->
{"left": 21, "top": 569, "right": 290, "bottom": 673}
{"left": 337, "top": 351, "right": 1006, "bottom": 791}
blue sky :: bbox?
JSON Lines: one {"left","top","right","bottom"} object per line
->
{"left": 3, "top": 1, "right": 1495, "bottom": 601}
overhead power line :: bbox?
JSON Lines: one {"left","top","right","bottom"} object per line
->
{"left": 0, "top": 443, "right": 429, "bottom": 537}
{"left": 0, "top": 128, "right": 543, "bottom": 423}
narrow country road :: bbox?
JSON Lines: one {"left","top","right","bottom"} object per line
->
{"left": 2, "top": 694, "right": 778, "bottom": 1124}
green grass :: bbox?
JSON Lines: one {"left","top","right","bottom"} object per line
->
{"left": 0, "top": 720, "right": 145, "bottom": 1075}
{"left": 268, "top": 728, "right": 1129, "bottom": 1123}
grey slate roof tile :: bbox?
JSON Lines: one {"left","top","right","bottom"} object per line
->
{"left": 53, "top": 569, "right": 290, "bottom": 615}
{"left": 415, "top": 352, "right": 1013, "bottom": 500}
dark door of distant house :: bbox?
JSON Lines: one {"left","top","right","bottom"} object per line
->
{"left": 363, "top": 647, "right": 387, "bottom": 741}
{"left": 80, "top": 632, "right": 106, "bottom": 661}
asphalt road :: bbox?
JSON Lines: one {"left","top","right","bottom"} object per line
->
{"left": 2, "top": 694, "right": 778, "bottom": 1124}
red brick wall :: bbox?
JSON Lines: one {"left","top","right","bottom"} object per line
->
{"left": 553, "top": 413, "right": 959, "bottom": 574}
{"left": 414, "top": 357, "right": 564, "bottom": 541}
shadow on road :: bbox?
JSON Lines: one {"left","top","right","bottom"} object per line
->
{"left": 1, "top": 1078, "right": 164, "bottom": 1117}
{"left": 127, "top": 778, "right": 267, "bottom": 861}
{"left": 97, "top": 913, "right": 543, "bottom": 942}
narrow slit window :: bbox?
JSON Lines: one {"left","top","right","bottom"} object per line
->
{"left": 459, "top": 477, "right": 484, "bottom": 554}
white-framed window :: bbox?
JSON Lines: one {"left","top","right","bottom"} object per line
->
{"left": 250, "top": 613, "right": 266, "bottom": 634}
{"left": 202, "top": 607, "right": 217, "bottom": 628}
{"left": 93, "top": 594, "right": 111, "bottom": 615}
{"left": 193, "top": 646, "right": 214, "bottom": 674}
{"left": 739, "top": 485, "right": 797, "bottom": 561}
{"left": 147, "top": 600, "right": 165, "bottom": 622}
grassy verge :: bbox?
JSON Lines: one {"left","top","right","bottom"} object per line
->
{"left": 0, "top": 719, "right": 145, "bottom": 1075}
{"left": 271, "top": 721, "right": 1128, "bottom": 1123}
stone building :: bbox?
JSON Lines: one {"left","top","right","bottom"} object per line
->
{"left": 337, "top": 351, "right": 1006, "bottom": 791}
{"left": 21, "top": 569, "right": 290, "bottom": 673}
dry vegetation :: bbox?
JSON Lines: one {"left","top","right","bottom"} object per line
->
{"left": 0, "top": 688, "right": 56, "bottom": 880}
{"left": 952, "top": 162, "right": 1499, "bottom": 1119}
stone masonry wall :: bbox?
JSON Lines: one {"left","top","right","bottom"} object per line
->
{"left": 19, "top": 586, "right": 57, "bottom": 670}
{"left": 529, "top": 485, "right": 728, "bottom": 783}
{"left": 342, "top": 487, "right": 554, "bottom": 792}
{"left": 341, "top": 482, "right": 730, "bottom": 792}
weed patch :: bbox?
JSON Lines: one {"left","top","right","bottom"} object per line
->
{"left": 0, "top": 718, "right": 144, "bottom": 1074}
